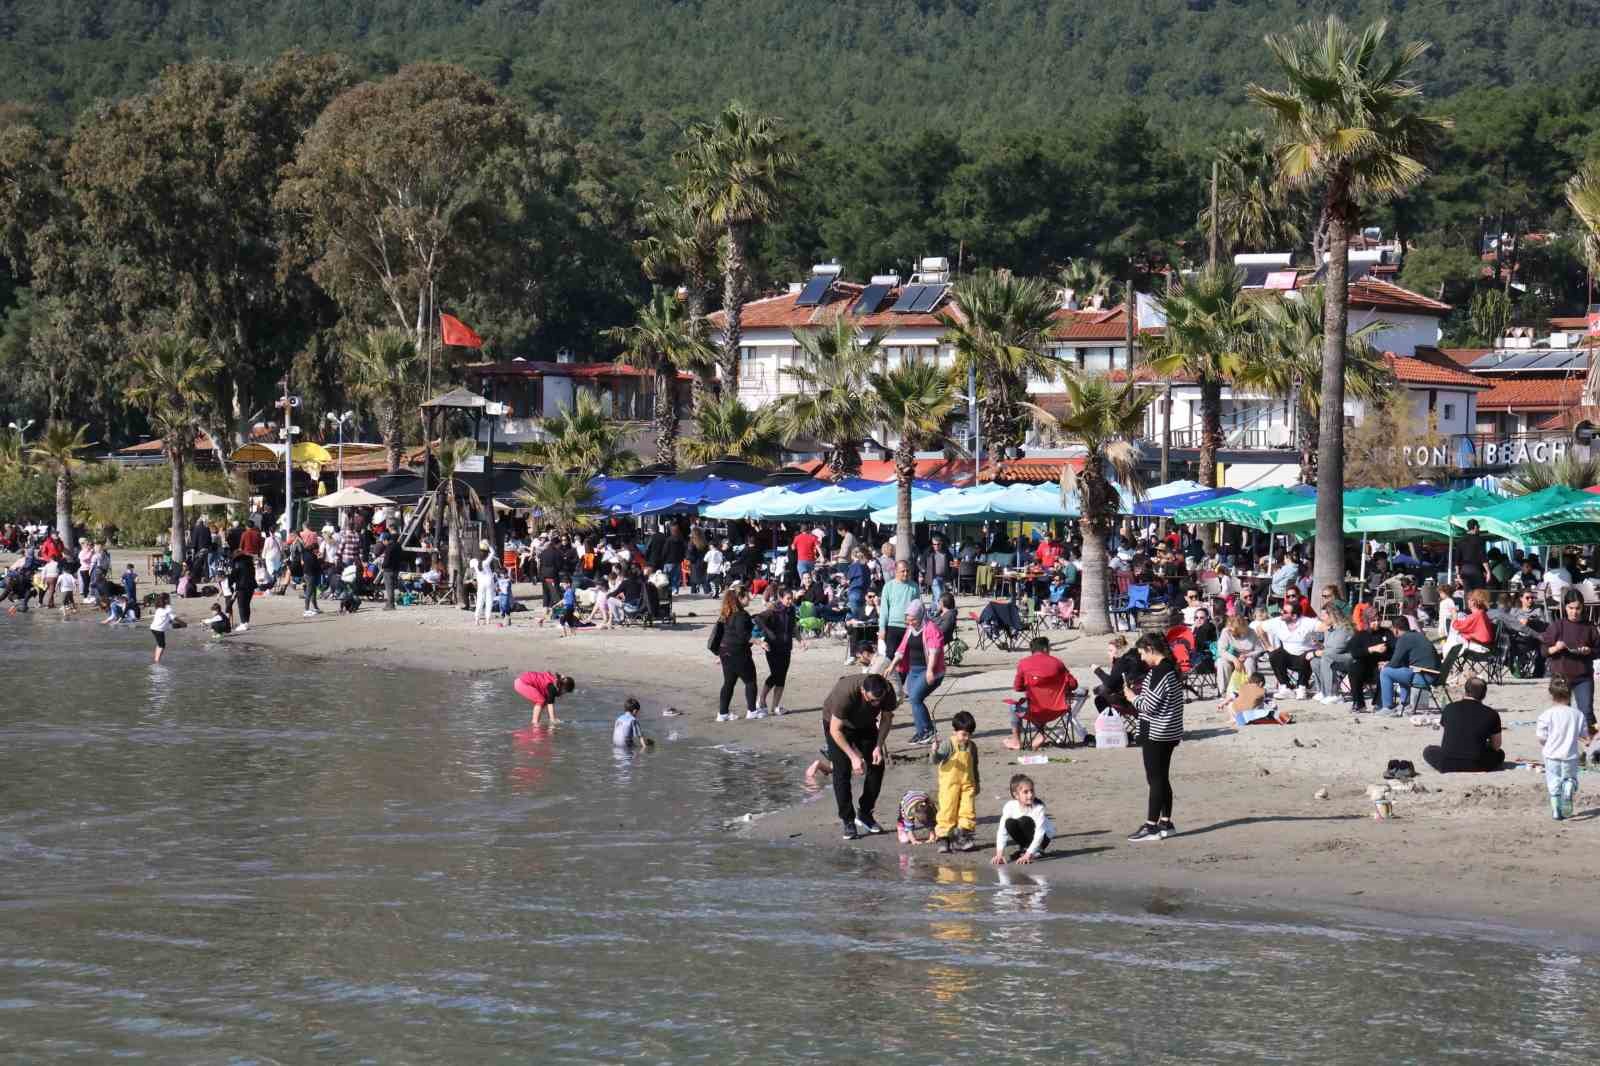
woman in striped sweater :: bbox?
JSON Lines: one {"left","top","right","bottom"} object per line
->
{"left": 1128, "top": 634, "right": 1184, "bottom": 842}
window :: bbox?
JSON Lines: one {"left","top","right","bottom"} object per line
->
{"left": 1442, "top": 402, "right": 1456, "bottom": 422}
{"left": 1083, "top": 347, "right": 1112, "bottom": 372}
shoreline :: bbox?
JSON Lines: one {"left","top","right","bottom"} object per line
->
{"left": 12, "top": 568, "right": 1600, "bottom": 936}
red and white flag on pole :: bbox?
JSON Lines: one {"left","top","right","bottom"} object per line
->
{"left": 439, "top": 313, "right": 484, "bottom": 348}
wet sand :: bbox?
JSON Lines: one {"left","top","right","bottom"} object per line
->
{"left": 21, "top": 570, "right": 1600, "bottom": 934}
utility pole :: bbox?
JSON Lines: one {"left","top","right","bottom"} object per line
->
{"left": 1160, "top": 383, "right": 1172, "bottom": 484}
{"left": 280, "top": 376, "right": 295, "bottom": 537}
{"left": 968, "top": 362, "right": 980, "bottom": 483}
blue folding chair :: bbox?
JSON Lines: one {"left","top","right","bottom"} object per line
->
{"left": 1110, "top": 584, "right": 1150, "bottom": 632}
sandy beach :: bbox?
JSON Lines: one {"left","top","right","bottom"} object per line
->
{"left": 21, "top": 570, "right": 1600, "bottom": 935}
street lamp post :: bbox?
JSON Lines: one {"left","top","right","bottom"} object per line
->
{"left": 7, "top": 419, "right": 35, "bottom": 441}
{"left": 326, "top": 410, "right": 354, "bottom": 527}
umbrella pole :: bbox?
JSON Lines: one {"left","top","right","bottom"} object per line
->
{"left": 1447, "top": 538, "right": 1453, "bottom": 585}
{"left": 1358, "top": 535, "right": 1367, "bottom": 603}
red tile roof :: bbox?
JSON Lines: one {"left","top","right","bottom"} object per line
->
{"left": 1347, "top": 277, "right": 1451, "bottom": 315}
{"left": 1549, "top": 316, "right": 1591, "bottom": 330}
{"left": 982, "top": 457, "right": 1087, "bottom": 484}
{"left": 1533, "top": 404, "right": 1600, "bottom": 431}
{"left": 1048, "top": 306, "right": 1160, "bottom": 342}
{"left": 1477, "top": 376, "right": 1584, "bottom": 412}
{"left": 469, "top": 360, "right": 692, "bottom": 381}
{"left": 709, "top": 282, "right": 963, "bottom": 331}
{"left": 789, "top": 458, "right": 976, "bottom": 483}
{"left": 1382, "top": 352, "right": 1485, "bottom": 389}
{"left": 1423, "top": 346, "right": 1490, "bottom": 368}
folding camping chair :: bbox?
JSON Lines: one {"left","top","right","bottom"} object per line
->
{"left": 1406, "top": 644, "right": 1460, "bottom": 714}
{"left": 974, "top": 599, "right": 1024, "bottom": 653}
{"left": 1110, "top": 584, "right": 1150, "bottom": 632}
{"left": 1006, "top": 690, "right": 1090, "bottom": 749}
{"left": 1166, "top": 624, "right": 1218, "bottom": 701}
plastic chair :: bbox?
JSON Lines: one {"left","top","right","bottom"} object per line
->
{"left": 796, "top": 599, "right": 826, "bottom": 639}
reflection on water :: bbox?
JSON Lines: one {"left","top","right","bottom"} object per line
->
{"left": 1, "top": 617, "right": 1598, "bottom": 1062}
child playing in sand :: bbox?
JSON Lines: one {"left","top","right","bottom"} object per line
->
{"left": 554, "top": 579, "right": 579, "bottom": 635}
{"left": 515, "top": 669, "right": 576, "bottom": 726}
{"left": 932, "top": 710, "right": 980, "bottom": 854}
{"left": 150, "top": 593, "right": 175, "bottom": 663}
{"left": 612, "top": 697, "right": 655, "bottom": 749}
{"left": 1537, "top": 676, "right": 1589, "bottom": 820}
{"left": 992, "top": 773, "right": 1054, "bottom": 865}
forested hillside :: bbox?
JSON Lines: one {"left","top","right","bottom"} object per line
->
{"left": 4, "top": 1, "right": 1598, "bottom": 150}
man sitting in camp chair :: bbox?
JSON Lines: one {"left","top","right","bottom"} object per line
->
{"left": 1005, "top": 636, "right": 1081, "bottom": 750}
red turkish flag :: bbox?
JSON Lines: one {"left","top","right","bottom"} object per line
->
{"left": 439, "top": 313, "right": 484, "bottom": 348}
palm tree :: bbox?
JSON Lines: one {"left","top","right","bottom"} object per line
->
{"left": 679, "top": 102, "right": 797, "bottom": 392}
{"left": 345, "top": 328, "right": 425, "bottom": 475}
{"left": 1027, "top": 377, "right": 1154, "bottom": 635}
{"left": 946, "top": 269, "right": 1064, "bottom": 457}
{"left": 1568, "top": 159, "right": 1600, "bottom": 285}
{"left": 522, "top": 391, "right": 639, "bottom": 480}
{"left": 28, "top": 421, "right": 92, "bottom": 551}
{"left": 774, "top": 315, "right": 886, "bottom": 479}
{"left": 127, "top": 335, "right": 222, "bottom": 559}
{"left": 871, "top": 362, "right": 960, "bottom": 563}
{"left": 1058, "top": 259, "right": 1116, "bottom": 309}
{"left": 1249, "top": 15, "right": 1450, "bottom": 593}
{"left": 518, "top": 469, "right": 599, "bottom": 537}
{"left": 0, "top": 426, "right": 28, "bottom": 476}
{"left": 637, "top": 187, "right": 723, "bottom": 408}
{"left": 678, "top": 395, "right": 785, "bottom": 469}
{"left": 1198, "top": 128, "right": 1303, "bottom": 258}
{"left": 1241, "top": 287, "right": 1394, "bottom": 483}
{"left": 603, "top": 287, "right": 716, "bottom": 467}
{"left": 1148, "top": 264, "right": 1254, "bottom": 488}
{"left": 1502, "top": 456, "right": 1600, "bottom": 496}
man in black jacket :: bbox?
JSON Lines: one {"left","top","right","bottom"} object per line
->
{"left": 380, "top": 532, "right": 403, "bottom": 610}
{"left": 664, "top": 524, "right": 688, "bottom": 594}
{"left": 538, "top": 539, "right": 562, "bottom": 607}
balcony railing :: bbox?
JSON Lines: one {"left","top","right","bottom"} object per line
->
{"left": 1161, "top": 427, "right": 1292, "bottom": 450}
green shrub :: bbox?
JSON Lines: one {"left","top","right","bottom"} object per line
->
{"left": 78, "top": 465, "right": 243, "bottom": 547}
{"left": 0, "top": 469, "right": 55, "bottom": 523}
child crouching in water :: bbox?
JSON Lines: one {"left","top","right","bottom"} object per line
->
{"left": 1536, "top": 676, "right": 1589, "bottom": 820}
{"left": 932, "top": 710, "right": 980, "bottom": 854}
{"left": 612, "top": 697, "right": 654, "bottom": 749}
{"left": 993, "top": 773, "right": 1054, "bottom": 865}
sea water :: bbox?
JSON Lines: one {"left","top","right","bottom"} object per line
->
{"left": 1, "top": 620, "right": 1596, "bottom": 1063}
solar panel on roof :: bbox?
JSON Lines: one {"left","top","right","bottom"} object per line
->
{"left": 1525, "top": 351, "right": 1571, "bottom": 371}
{"left": 794, "top": 275, "right": 832, "bottom": 307}
{"left": 910, "top": 284, "right": 947, "bottom": 313}
{"left": 890, "top": 285, "right": 927, "bottom": 313}
{"left": 1490, "top": 352, "right": 1545, "bottom": 371}
{"left": 853, "top": 283, "right": 891, "bottom": 315}
{"left": 1467, "top": 352, "right": 1503, "bottom": 370}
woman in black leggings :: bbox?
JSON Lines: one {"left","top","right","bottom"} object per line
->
{"left": 1128, "top": 634, "right": 1184, "bottom": 843}
{"left": 757, "top": 588, "right": 796, "bottom": 716}
{"left": 708, "top": 587, "right": 765, "bottom": 722}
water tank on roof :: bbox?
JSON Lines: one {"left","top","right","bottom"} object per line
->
{"left": 870, "top": 274, "right": 902, "bottom": 286}
{"left": 556, "top": 347, "right": 574, "bottom": 364}
{"left": 811, "top": 262, "right": 843, "bottom": 277}
{"left": 920, "top": 257, "right": 950, "bottom": 273}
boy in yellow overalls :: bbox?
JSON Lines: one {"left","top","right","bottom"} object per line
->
{"left": 932, "top": 711, "right": 980, "bottom": 853}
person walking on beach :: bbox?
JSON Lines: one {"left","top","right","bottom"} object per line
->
{"left": 1542, "top": 590, "right": 1600, "bottom": 731}
{"left": 756, "top": 587, "right": 797, "bottom": 717}
{"left": 707, "top": 587, "right": 766, "bottom": 721}
{"left": 823, "top": 672, "right": 897, "bottom": 840}
{"left": 149, "top": 592, "right": 175, "bottom": 663}
{"left": 891, "top": 598, "right": 947, "bottom": 745}
{"left": 876, "top": 559, "right": 918, "bottom": 688}
{"left": 228, "top": 549, "right": 256, "bottom": 632}
{"left": 1536, "top": 676, "right": 1590, "bottom": 819}
{"left": 1128, "top": 634, "right": 1183, "bottom": 842}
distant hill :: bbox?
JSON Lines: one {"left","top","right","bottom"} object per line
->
{"left": 4, "top": 0, "right": 1596, "bottom": 150}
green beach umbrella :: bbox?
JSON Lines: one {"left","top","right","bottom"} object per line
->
{"left": 1446, "top": 486, "right": 1592, "bottom": 542}
{"left": 1170, "top": 486, "right": 1308, "bottom": 532}
{"left": 1261, "top": 487, "right": 1409, "bottom": 539}
{"left": 1347, "top": 487, "right": 1503, "bottom": 541}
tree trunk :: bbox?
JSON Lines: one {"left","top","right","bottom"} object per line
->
{"left": 1295, "top": 392, "right": 1317, "bottom": 486}
{"left": 1314, "top": 185, "right": 1353, "bottom": 598}
{"left": 835, "top": 443, "right": 862, "bottom": 480}
{"left": 446, "top": 485, "right": 466, "bottom": 606}
{"left": 654, "top": 364, "right": 678, "bottom": 467}
{"left": 894, "top": 438, "right": 915, "bottom": 564}
{"left": 379, "top": 405, "right": 400, "bottom": 474}
{"left": 1077, "top": 481, "right": 1112, "bottom": 635}
{"left": 169, "top": 447, "right": 187, "bottom": 560}
{"left": 721, "top": 221, "right": 748, "bottom": 394}
{"left": 55, "top": 473, "right": 75, "bottom": 552}
{"left": 686, "top": 269, "right": 719, "bottom": 407}
{"left": 1197, "top": 376, "right": 1222, "bottom": 489}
